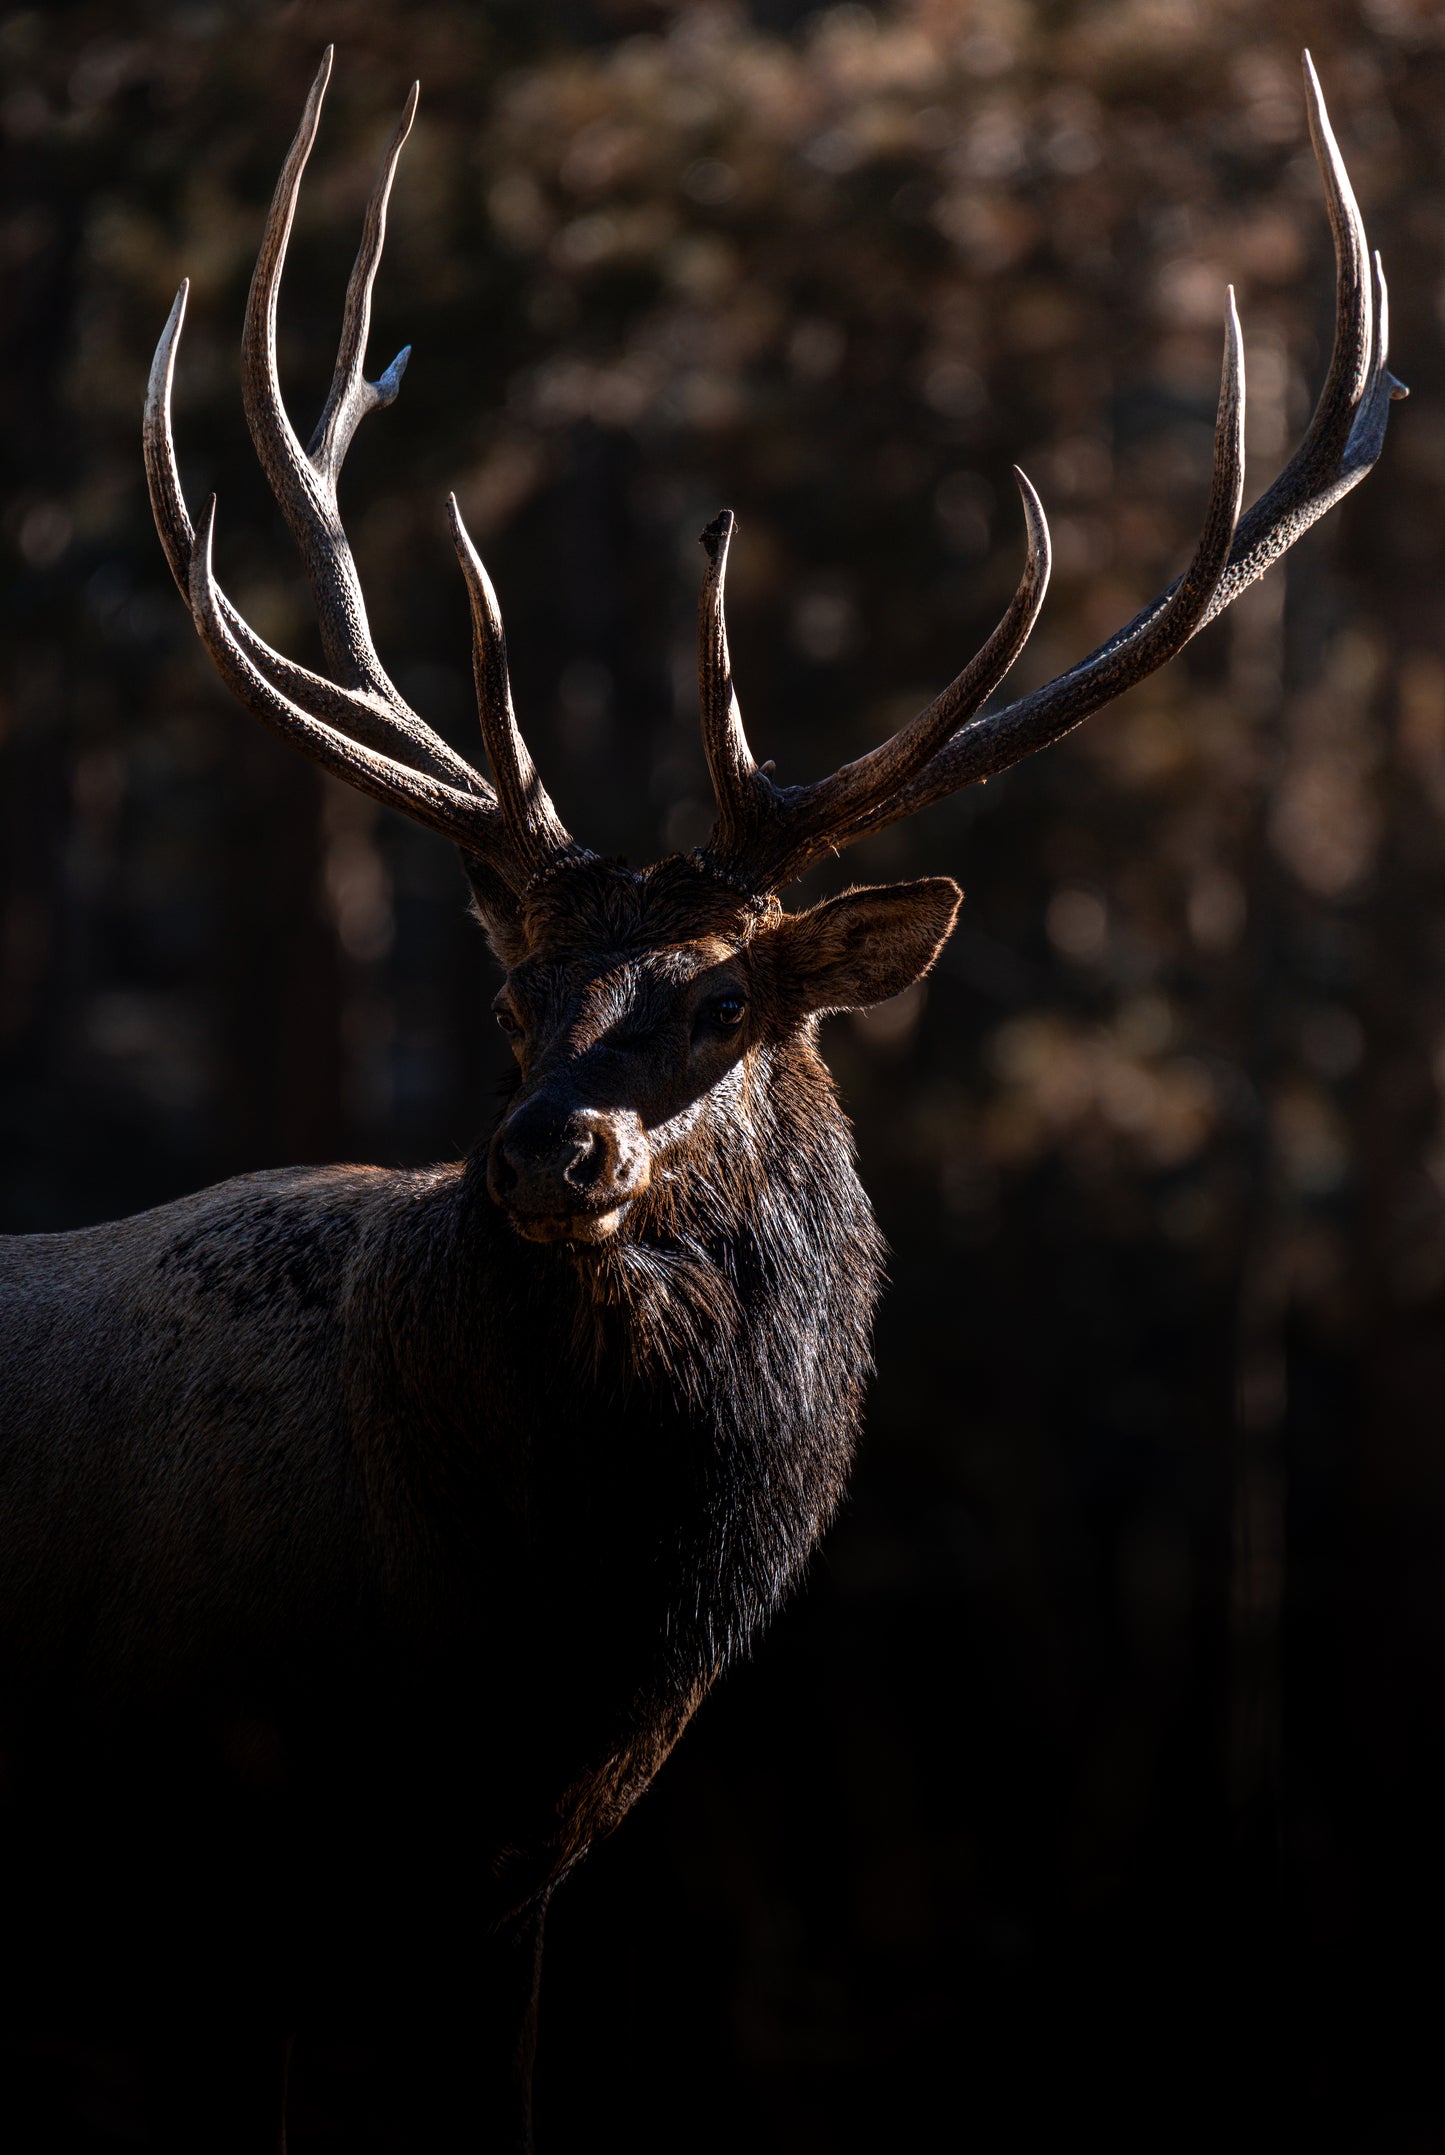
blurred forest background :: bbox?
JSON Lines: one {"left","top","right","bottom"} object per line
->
{"left": 4, "top": 0, "right": 1445, "bottom": 2146}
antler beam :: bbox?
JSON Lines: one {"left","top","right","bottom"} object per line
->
{"left": 149, "top": 51, "right": 1402, "bottom": 918}
{"left": 698, "top": 52, "right": 1405, "bottom": 890}
{"left": 144, "top": 50, "right": 581, "bottom": 898}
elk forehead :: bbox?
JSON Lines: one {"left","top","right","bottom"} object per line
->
{"left": 515, "top": 853, "right": 768, "bottom": 955}
{"left": 504, "top": 935, "right": 743, "bottom": 1054}
{"left": 501, "top": 858, "right": 764, "bottom": 1018}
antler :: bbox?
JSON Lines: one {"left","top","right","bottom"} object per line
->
{"left": 698, "top": 52, "right": 1406, "bottom": 894}
{"left": 144, "top": 48, "right": 580, "bottom": 895}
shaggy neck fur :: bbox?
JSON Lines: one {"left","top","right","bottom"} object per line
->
{"left": 365, "top": 1028, "right": 883, "bottom": 1718}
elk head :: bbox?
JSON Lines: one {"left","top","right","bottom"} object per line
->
{"left": 145, "top": 49, "right": 1404, "bottom": 1247}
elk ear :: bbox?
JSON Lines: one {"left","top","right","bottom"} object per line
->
{"left": 762, "top": 878, "right": 962, "bottom": 1016}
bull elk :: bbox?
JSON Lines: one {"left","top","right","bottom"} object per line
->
{"left": 0, "top": 47, "right": 1403, "bottom": 2151}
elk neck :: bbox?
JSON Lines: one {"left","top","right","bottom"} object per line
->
{"left": 345, "top": 1024, "right": 884, "bottom": 1702}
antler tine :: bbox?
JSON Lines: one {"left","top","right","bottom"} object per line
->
{"left": 697, "top": 511, "right": 767, "bottom": 858}
{"left": 242, "top": 51, "right": 352, "bottom": 667}
{"left": 1187, "top": 51, "right": 1405, "bottom": 626}
{"left": 144, "top": 279, "right": 201, "bottom": 601}
{"left": 144, "top": 278, "right": 488, "bottom": 791}
{"left": 865, "top": 287, "right": 1246, "bottom": 821}
{"left": 701, "top": 55, "right": 1402, "bottom": 885}
{"left": 188, "top": 497, "right": 502, "bottom": 859}
{"left": 1297, "top": 47, "right": 1372, "bottom": 440}
{"left": 447, "top": 497, "right": 583, "bottom": 875}
{"left": 1349, "top": 247, "right": 1400, "bottom": 478}
{"left": 705, "top": 303, "right": 1237, "bottom": 887}
{"left": 147, "top": 60, "right": 497, "bottom": 805}
{"left": 864, "top": 56, "right": 1405, "bottom": 825}
{"left": 240, "top": 53, "right": 445, "bottom": 738}
{"left": 149, "top": 56, "right": 590, "bottom": 904}
{"left": 709, "top": 471, "right": 1051, "bottom": 887}
{"left": 306, "top": 79, "right": 418, "bottom": 485}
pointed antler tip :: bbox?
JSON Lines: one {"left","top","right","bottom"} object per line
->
{"left": 304, "top": 48, "right": 335, "bottom": 120}
{"left": 1011, "top": 465, "right": 1044, "bottom": 517}
{"left": 162, "top": 279, "right": 191, "bottom": 337}
{"left": 1301, "top": 50, "right": 1333, "bottom": 135}
{"left": 1012, "top": 468, "right": 1050, "bottom": 587}
{"left": 375, "top": 347, "right": 411, "bottom": 402}
{"left": 700, "top": 510, "right": 736, "bottom": 562}
{"left": 447, "top": 494, "right": 491, "bottom": 579}
{"left": 192, "top": 491, "right": 218, "bottom": 561}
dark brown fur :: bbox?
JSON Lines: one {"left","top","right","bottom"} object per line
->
{"left": 0, "top": 850, "right": 958, "bottom": 2145}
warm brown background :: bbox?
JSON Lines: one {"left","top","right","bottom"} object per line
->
{"left": 3, "top": 0, "right": 1444, "bottom": 2146}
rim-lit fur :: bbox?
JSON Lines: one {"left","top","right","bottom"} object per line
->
{"left": 0, "top": 853, "right": 958, "bottom": 2099}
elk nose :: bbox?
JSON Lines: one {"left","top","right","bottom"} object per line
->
{"left": 489, "top": 1096, "right": 648, "bottom": 1218}
{"left": 499, "top": 1102, "right": 607, "bottom": 1187}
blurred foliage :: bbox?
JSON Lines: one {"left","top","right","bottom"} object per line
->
{"left": 5, "top": 0, "right": 1445, "bottom": 2145}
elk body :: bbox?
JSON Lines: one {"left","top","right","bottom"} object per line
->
{"left": 0, "top": 49, "right": 1403, "bottom": 2150}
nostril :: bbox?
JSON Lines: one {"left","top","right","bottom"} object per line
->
{"left": 562, "top": 1126, "right": 609, "bottom": 1191}
{"left": 490, "top": 1101, "right": 644, "bottom": 1215}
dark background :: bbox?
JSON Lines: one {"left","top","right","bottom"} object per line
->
{"left": 4, "top": 0, "right": 1445, "bottom": 2146}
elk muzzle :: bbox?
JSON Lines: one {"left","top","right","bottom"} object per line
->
{"left": 488, "top": 1094, "right": 650, "bottom": 1243}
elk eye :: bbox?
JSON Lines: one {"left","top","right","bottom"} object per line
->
{"left": 707, "top": 995, "right": 747, "bottom": 1030}
{"left": 495, "top": 1006, "right": 521, "bottom": 1038}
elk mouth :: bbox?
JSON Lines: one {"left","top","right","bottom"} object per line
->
{"left": 504, "top": 1201, "right": 630, "bottom": 1247}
